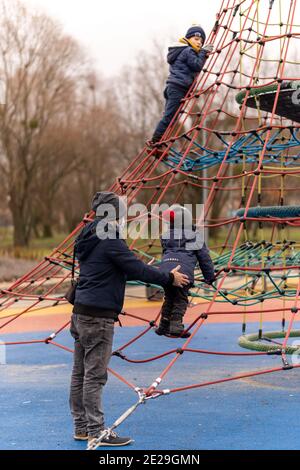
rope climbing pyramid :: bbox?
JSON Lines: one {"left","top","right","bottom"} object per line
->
{"left": 2, "top": 0, "right": 300, "bottom": 438}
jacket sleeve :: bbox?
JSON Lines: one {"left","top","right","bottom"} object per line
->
{"left": 107, "top": 238, "right": 173, "bottom": 287}
{"left": 185, "top": 48, "right": 207, "bottom": 73}
{"left": 196, "top": 243, "right": 215, "bottom": 282}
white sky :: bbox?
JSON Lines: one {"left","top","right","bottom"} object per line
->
{"left": 23, "top": 0, "right": 221, "bottom": 77}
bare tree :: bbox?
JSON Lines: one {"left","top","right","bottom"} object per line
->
{"left": 56, "top": 77, "right": 130, "bottom": 233}
{"left": 115, "top": 40, "right": 169, "bottom": 156}
{"left": 0, "top": 0, "right": 86, "bottom": 246}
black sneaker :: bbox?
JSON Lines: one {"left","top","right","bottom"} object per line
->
{"left": 148, "top": 135, "right": 161, "bottom": 145}
{"left": 169, "top": 320, "right": 191, "bottom": 338}
{"left": 155, "top": 326, "right": 170, "bottom": 336}
{"left": 88, "top": 431, "right": 133, "bottom": 448}
{"left": 74, "top": 432, "right": 88, "bottom": 441}
{"left": 154, "top": 317, "right": 170, "bottom": 336}
{"left": 146, "top": 146, "right": 167, "bottom": 160}
{"left": 169, "top": 330, "right": 191, "bottom": 339}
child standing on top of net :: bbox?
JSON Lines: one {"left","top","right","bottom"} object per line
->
{"left": 149, "top": 25, "right": 214, "bottom": 145}
{"left": 156, "top": 205, "right": 216, "bottom": 338}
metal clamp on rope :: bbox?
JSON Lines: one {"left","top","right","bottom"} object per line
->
{"left": 149, "top": 377, "right": 162, "bottom": 390}
{"left": 282, "top": 353, "right": 293, "bottom": 370}
{"left": 283, "top": 363, "right": 294, "bottom": 371}
{"left": 267, "top": 349, "right": 282, "bottom": 356}
{"left": 134, "top": 387, "right": 146, "bottom": 402}
{"left": 45, "top": 333, "right": 56, "bottom": 343}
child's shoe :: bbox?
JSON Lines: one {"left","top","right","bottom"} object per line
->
{"left": 154, "top": 316, "right": 170, "bottom": 336}
{"left": 146, "top": 140, "right": 168, "bottom": 160}
{"left": 169, "top": 315, "right": 191, "bottom": 338}
{"left": 74, "top": 433, "right": 88, "bottom": 441}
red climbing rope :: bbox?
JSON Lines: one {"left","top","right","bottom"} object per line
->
{"left": 1, "top": 0, "right": 300, "bottom": 408}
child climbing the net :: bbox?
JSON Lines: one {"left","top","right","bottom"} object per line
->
{"left": 156, "top": 204, "right": 215, "bottom": 338}
{"left": 149, "top": 25, "right": 214, "bottom": 146}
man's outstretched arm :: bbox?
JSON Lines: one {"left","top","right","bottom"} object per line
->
{"left": 106, "top": 239, "right": 189, "bottom": 287}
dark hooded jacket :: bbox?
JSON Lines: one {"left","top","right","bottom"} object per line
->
{"left": 166, "top": 43, "right": 208, "bottom": 90}
{"left": 73, "top": 220, "right": 174, "bottom": 319}
{"left": 159, "top": 226, "right": 215, "bottom": 284}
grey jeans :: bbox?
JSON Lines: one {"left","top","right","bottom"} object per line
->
{"left": 69, "top": 314, "right": 114, "bottom": 437}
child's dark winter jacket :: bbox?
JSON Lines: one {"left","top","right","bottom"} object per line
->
{"left": 159, "top": 226, "right": 215, "bottom": 284}
{"left": 73, "top": 220, "right": 174, "bottom": 319}
{"left": 166, "top": 43, "right": 208, "bottom": 90}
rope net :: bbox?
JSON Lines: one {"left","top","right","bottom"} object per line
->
{"left": 2, "top": 0, "right": 300, "bottom": 405}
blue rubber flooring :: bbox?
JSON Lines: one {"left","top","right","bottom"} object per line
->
{"left": 1, "top": 322, "right": 300, "bottom": 450}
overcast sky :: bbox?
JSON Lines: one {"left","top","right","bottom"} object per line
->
{"left": 24, "top": 0, "right": 222, "bottom": 77}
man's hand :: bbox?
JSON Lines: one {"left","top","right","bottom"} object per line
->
{"left": 202, "top": 44, "right": 214, "bottom": 53}
{"left": 171, "top": 265, "right": 190, "bottom": 287}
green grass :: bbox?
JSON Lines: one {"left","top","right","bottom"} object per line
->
{"left": 0, "top": 227, "right": 68, "bottom": 260}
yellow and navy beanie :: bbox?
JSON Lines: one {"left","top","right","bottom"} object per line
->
{"left": 185, "top": 25, "right": 206, "bottom": 42}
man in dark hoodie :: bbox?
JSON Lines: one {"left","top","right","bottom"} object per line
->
{"left": 156, "top": 204, "right": 215, "bottom": 337}
{"left": 149, "top": 25, "right": 214, "bottom": 145}
{"left": 69, "top": 192, "right": 189, "bottom": 449}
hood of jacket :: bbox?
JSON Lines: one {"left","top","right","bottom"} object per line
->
{"left": 167, "top": 42, "right": 188, "bottom": 65}
{"left": 161, "top": 226, "right": 204, "bottom": 251}
{"left": 75, "top": 220, "right": 99, "bottom": 262}
{"left": 75, "top": 219, "right": 122, "bottom": 261}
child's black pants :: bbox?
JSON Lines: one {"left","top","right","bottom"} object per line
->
{"left": 161, "top": 285, "right": 190, "bottom": 319}
{"left": 152, "top": 84, "right": 187, "bottom": 141}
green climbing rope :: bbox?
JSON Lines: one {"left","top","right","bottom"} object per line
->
{"left": 236, "top": 206, "right": 300, "bottom": 219}
{"left": 236, "top": 81, "right": 300, "bottom": 123}
{"left": 238, "top": 330, "right": 300, "bottom": 354}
